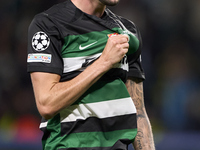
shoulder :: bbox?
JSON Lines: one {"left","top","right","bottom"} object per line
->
{"left": 28, "top": 12, "right": 56, "bottom": 34}
{"left": 31, "top": 0, "right": 75, "bottom": 26}
{"left": 117, "top": 15, "right": 139, "bottom": 34}
{"left": 29, "top": 1, "right": 76, "bottom": 34}
{"left": 106, "top": 9, "right": 138, "bottom": 33}
{"left": 118, "top": 15, "right": 136, "bottom": 28}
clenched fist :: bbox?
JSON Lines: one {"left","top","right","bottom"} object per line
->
{"left": 100, "top": 34, "right": 129, "bottom": 69}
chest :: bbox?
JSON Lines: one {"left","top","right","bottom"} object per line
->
{"left": 60, "top": 17, "right": 140, "bottom": 58}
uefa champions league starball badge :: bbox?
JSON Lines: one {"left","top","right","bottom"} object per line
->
{"left": 32, "top": 31, "right": 50, "bottom": 51}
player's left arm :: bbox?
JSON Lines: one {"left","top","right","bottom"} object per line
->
{"left": 125, "top": 78, "right": 155, "bottom": 150}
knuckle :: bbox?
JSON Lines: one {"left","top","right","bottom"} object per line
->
{"left": 126, "top": 43, "right": 130, "bottom": 47}
{"left": 116, "top": 44, "right": 121, "bottom": 49}
{"left": 111, "top": 39, "right": 117, "bottom": 45}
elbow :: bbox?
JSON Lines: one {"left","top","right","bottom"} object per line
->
{"left": 36, "top": 98, "right": 57, "bottom": 120}
{"left": 39, "top": 106, "right": 56, "bottom": 120}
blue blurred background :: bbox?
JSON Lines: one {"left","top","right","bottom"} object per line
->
{"left": 0, "top": 0, "right": 200, "bottom": 149}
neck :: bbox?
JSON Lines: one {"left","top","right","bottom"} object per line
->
{"left": 71, "top": 0, "right": 106, "bottom": 18}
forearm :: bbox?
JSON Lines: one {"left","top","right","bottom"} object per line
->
{"left": 32, "top": 58, "right": 110, "bottom": 120}
{"left": 133, "top": 109, "right": 155, "bottom": 150}
{"left": 125, "top": 78, "right": 155, "bottom": 150}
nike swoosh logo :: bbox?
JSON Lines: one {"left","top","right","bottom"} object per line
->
{"left": 79, "top": 41, "right": 98, "bottom": 50}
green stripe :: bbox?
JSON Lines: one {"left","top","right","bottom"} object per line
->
{"left": 46, "top": 128, "right": 137, "bottom": 149}
{"left": 73, "top": 79, "right": 130, "bottom": 105}
{"left": 61, "top": 27, "right": 139, "bottom": 58}
{"left": 62, "top": 29, "right": 117, "bottom": 58}
{"left": 43, "top": 114, "right": 61, "bottom": 149}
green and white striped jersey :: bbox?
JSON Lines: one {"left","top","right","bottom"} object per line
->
{"left": 27, "top": 0, "right": 145, "bottom": 149}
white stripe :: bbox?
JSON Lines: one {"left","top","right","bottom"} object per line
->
{"left": 39, "top": 121, "right": 48, "bottom": 128}
{"left": 63, "top": 53, "right": 102, "bottom": 73}
{"left": 60, "top": 97, "right": 136, "bottom": 123}
{"left": 39, "top": 98, "right": 136, "bottom": 128}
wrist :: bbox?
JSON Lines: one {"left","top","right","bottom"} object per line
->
{"left": 94, "top": 57, "right": 112, "bottom": 73}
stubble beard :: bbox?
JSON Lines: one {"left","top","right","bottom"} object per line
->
{"left": 99, "top": 0, "right": 120, "bottom": 6}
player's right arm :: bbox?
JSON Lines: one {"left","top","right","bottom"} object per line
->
{"left": 30, "top": 34, "right": 129, "bottom": 120}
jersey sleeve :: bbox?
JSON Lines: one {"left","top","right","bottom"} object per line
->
{"left": 123, "top": 19, "right": 145, "bottom": 80}
{"left": 27, "top": 13, "right": 63, "bottom": 76}
{"left": 127, "top": 29, "right": 145, "bottom": 80}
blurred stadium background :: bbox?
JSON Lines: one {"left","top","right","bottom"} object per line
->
{"left": 0, "top": 0, "right": 200, "bottom": 149}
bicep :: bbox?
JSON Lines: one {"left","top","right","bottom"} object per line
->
{"left": 125, "top": 78, "right": 145, "bottom": 113}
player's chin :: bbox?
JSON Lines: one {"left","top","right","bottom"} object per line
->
{"left": 99, "top": 0, "right": 120, "bottom": 6}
